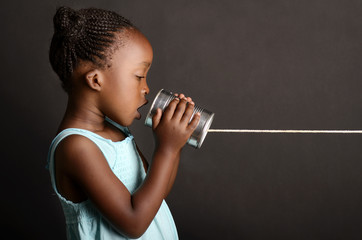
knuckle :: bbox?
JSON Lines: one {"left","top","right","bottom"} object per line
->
{"left": 184, "top": 109, "right": 193, "bottom": 119}
{"left": 187, "top": 103, "right": 195, "bottom": 111}
{"left": 176, "top": 100, "right": 187, "bottom": 112}
{"left": 169, "top": 99, "right": 178, "bottom": 107}
{"left": 191, "top": 120, "right": 198, "bottom": 128}
{"left": 180, "top": 98, "right": 187, "bottom": 105}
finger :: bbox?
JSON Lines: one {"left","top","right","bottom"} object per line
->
{"left": 187, "top": 112, "right": 200, "bottom": 131}
{"left": 163, "top": 98, "right": 179, "bottom": 120}
{"left": 178, "top": 93, "right": 191, "bottom": 101}
{"left": 172, "top": 97, "right": 188, "bottom": 121}
{"left": 174, "top": 93, "right": 192, "bottom": 103}
{"left": 152, "top": 108, "right": 162, "bottom": 130}
{"left": 180, "top": 101, "right": 195, "bottom": 124}
{"left": 181, "top": 94, "right": 192, "bottom": 104}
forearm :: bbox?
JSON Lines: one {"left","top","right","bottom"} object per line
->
{"left": 164, "top": 151, "right": 181, "bottom": 197}
{"left": 128, "top": 147, "right": 178, "bottom": 231}
{"left": 136, "top": 144, "right": 177, "bottom": 198}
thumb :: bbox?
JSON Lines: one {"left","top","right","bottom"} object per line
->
{"left": 152, "top": 108, "right": 162, "bottom": 130}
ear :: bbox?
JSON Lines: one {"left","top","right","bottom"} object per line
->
{"left": 85, "top": 70, "right": 102, "bottom": 91}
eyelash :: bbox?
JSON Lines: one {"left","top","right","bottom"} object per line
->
{"left": 136, "top": 75, "right": 145, "bottom": 80}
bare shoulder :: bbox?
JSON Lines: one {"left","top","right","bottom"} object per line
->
{"left": 55, "top": 134, "right": 109, "bottom": 175}
{"left": 54, "top": 134, "right": 110, "bottom": 202}
{"left": 54, "top": 134, "right": 110, "bottom": 193}
{"left": 54, "top": 134, "right": 129, "bottom": 195}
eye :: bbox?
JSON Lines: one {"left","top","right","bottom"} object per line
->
{"left": 135, "top": 75, "right": 145, "bottom": 81}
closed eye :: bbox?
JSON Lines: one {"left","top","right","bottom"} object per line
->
{"left": 136, "top": 75, "right": 145, "bottom": 80}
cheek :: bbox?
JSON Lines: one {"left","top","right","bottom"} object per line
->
{"left": 107, "top": 76, "right": 131, "bottom": 98}
{"left": 103, "top": 72, "right": 139, "bottom": 105}
{"left": 113, "top": 85, "right": 138, "bottom": 111}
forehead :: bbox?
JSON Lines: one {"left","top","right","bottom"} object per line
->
{"left": 111, "top": 29, "right": 153, "bottom": 66}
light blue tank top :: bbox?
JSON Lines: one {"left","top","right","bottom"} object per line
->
{"left": 47, "top": 119, "right": 178, "bottom": 240}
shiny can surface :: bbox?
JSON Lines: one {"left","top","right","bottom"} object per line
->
{"left": 145, "top": 89, "right": 214, "bottom": 148}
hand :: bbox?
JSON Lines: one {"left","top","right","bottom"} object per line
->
{"left": 152, "top": 93, "right": 200, "bottom": 153}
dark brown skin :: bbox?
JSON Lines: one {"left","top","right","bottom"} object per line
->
{"left": 54, "top": 29, "right": 200, "bottom": 238}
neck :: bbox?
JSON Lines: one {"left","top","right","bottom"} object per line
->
{"left": 58, "top": 94, "right": 106, "bottom": 133}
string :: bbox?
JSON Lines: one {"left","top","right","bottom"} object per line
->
{"left": 208, "top": 129, "right": 362, "bottom": 134}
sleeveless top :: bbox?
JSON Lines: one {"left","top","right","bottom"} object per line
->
{"left": 47, "top": 118, "right": 178, "bottom": 240}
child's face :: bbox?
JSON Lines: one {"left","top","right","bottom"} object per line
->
{"left": 99, "top": 30, "right": 153, "bottom": 126}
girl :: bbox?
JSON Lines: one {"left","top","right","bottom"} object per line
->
{"left": 47, "top": 6, "right": 200, "bottom": 239}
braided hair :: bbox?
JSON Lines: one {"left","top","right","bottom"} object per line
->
{"left": 49, "top": 6, "right": 135, "bottom": 92}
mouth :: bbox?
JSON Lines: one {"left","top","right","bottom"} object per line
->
{"left": 136, "top": 100, "right": 149, "bottom": 120}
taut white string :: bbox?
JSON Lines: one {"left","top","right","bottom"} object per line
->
{"left": 208, "top": 129, "right": 362, "bottom": 134}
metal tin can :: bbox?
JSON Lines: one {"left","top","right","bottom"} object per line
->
{"left": 145, "top": 89, "right": 214, "bottom": 148}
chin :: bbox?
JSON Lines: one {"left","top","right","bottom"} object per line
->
{"left": 108, "top": 116, "right": 133, "bottom": 127}
{"left": 123, "top": 122, "right": 133, "bottom": 127}
{"left": 123, "top": 118, "right": 136, "bottom": 127}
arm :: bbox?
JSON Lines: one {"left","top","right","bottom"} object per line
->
{"left": 56, "top": 97, "right": 199, "bottom": 238}
{"left": 137, "top": 94, "right": 195, "bottom": 198}
{"left": 165, "top": 151, "right": 181, "bottom": 197}
{"left": 136, "top": 144, "right": 179, "bottom": 198}
{"left": 151, "top": 95, "right": 197, "bottom": 198}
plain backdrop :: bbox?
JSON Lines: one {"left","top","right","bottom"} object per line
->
{"left": 1, "top": 0, "right": 362, "bottom": 239}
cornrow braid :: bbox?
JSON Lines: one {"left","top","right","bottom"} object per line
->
{"left": 49, "top": 6, "right": 134, "bottom": 92}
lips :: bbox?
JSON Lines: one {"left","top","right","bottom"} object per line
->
{"left": 136, "top": 100, "right": 149, "bottom": 120}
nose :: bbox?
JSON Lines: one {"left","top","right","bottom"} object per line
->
{"left": 143, "top": 82, "right": 150, "bottom": 96}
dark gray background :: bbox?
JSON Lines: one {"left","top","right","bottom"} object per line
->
{"left": 1, "top": 0, "right": 362, "bottom": 239}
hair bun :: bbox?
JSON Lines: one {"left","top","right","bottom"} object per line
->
{"left": 53, "top": 6, "right": 86, "bottom": 42}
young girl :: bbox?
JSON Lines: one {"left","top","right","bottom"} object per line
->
{"left": 47, "top": 6, "right": 200, "bottom": 239}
